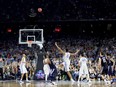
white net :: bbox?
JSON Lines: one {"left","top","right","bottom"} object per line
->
{"left": 27, "top": 41, "right": 32, "bottom": 47}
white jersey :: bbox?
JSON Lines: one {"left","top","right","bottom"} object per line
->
{"left": 79, "top": 57, "right": 88, "bottom": 67}
{"left": 79, "top": 57, "right": 89, "bottom": 75}
{"left": 20, "top": 57, "right": 27, "bottom": 73}
{"left": 63, "top": 52, "right": 70, "bottom": 62}
{"left": 21, "top": 57, "right": 26, "bottom": 66}
{"left": 62, "top": 52, "right": 71, "bottom": 71}
{"left": 43, "top": 58, "right": 50, "bottom": 75}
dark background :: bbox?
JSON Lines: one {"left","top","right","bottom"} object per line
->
{"left": 0, "top": 0, "right": 116, "bottom": 41}
{"left": 0, "top": 21, "right": 115, "bottom": 42}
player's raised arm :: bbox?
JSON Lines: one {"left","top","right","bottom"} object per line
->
{"left": 70, "top": 49, "right": 80, "bottom": 56}
{"left": 55, "top": 42, "right": 65, "bottom": 54}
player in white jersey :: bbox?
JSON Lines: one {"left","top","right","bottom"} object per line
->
{"left": 43, "top": 53, "right": 58, "bottom": 86}
{"left": 78, "top": 53, "right": 91, "bottom": 83}
{"left": 43, "top": 54, "right": 51, "bottom": 82}
{"left": 19, "top": 54, "right": 30, "bottom": 83}
{"left": 55, "top": 42, "right": 79, "bottom": 82}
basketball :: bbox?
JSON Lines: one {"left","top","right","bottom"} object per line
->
{"left": 38, "top": 8, "right": 42, "bottom": 12}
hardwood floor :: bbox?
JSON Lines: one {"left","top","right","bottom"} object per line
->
{"left": 0, "top": 80, "right": 115, "bottom": 87}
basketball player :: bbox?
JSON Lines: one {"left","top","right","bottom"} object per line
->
{"left": 12, "top": 58, "right": 18, "bottom": 80}
{"left": 43, "top": 54, "right": 51, "bottom": 82}
{"left": 55, "top": 42, "right": 80, "bottom": 82}
{"left": 78, "top": 53, "right": 91, "bottom": 83}
{"left": 49, "top": 57, "right": 58, "bottom": 85}
{"left": 107, "top": 54, "right": 115, "bottom": 79}
{"left": 43, "top": 53, "right": 57, "bottom": 85}
{"left": 98, "top": 52, "right": 109, "bottom": 82}
{"left": 19, "top": 54, "right": 30, "bottom": 83}
{"left": 0, "top": 55, "right": 3, "bottom": 80}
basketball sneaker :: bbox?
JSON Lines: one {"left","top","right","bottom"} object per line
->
{"left": 26, "top": 80, "right": 31, "bottom": 83}
{"left": 47, "top": 82, "right": 54, "bottom": 86}
{"left": 51, "top": 81, "right": 57, "bottom": 86}
{"left": 71, "top": 79, "right": 75, "bottom": 83}
{"left": 19, "top": 80, "right": 24, "bottom": 83}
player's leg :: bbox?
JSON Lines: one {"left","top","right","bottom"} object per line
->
{"left": 84, "top": 66, "right": 91, "bottom": 82}
{"left": 45, "top": 74, "right": 49, "bottom": 82}
{"left": 43, "top": 64, "right": 50, "bottom": 82}
{"left": 22, "top": 66, "right": 30, "bottom": 82}
{"left": 26, "top": 73, "right": 29, "bottom": 81}
{"left": 19, "top": 65, "right": 24, "bottom": 83}
{"left": 86, "top": 74, "right": 91, "bottom": 82}
{"left": 67, "top": 71, "right": 74, "bottom": 81}
{"left": 104, "top": 66, "right": 109, "bottom": 81}
{"left": 20, "top": 73, "right": 24, "bottom": 83}
{"left": 50, "top": 68, "right": 57, "bottom": 85}
{"left": 65, "top": 62, "right": 74, "bottom": 82}
{"left": 78, "top": 67, "right": 83, "bottom": 83}
{"left": 0, "top": 67, "right": 3, "bottom": 80}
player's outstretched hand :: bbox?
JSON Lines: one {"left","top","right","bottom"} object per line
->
{"left": 55, "top": 42, "right": 57, "bottom": 46}
{"left": 77, "top": 49, "right": 80, "bottom": 52}
{"left": 75, "top": 49, "right": 80, "bottom": 55}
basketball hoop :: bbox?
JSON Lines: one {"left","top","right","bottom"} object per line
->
{"left": 27, "top": 40, "right": 32, "bottom": 47}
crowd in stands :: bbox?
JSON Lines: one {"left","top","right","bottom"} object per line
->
{"left": 0, "top": 40, "right": 36, "bottom": 80}
{"left": 0, "top": 0, "right": 116, "bottom": 22}
{"left": 45, "top": 37, "right": 116, "bottom": 81}
{"left": 0, "top": 36, "right": 115, "bottom": 81}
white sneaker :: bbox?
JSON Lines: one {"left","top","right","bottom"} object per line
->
{"left": 71, "top": 79, "right": 75, "bottom": 82}
{"left": 105, "top": 80, "right": 111, "bottom": 84}
{"left": 26, "top": 83, "right": 31, "bottom": 87}
{"left": 77, "top": 81, "right": 80, "bottom": 83}
{"left": 51, "top": 82, "right": 57, "bottom": 85}
{"left": 26, "top": 80, "right": 31, "bottom": 83}
{"left": 88, "top": 80, "right": 91, "bottom": 83}
{"left": 19, "top": 80, "right": 24, "bottom": 83}
{"left": 47, "top": 83, "right": 54, "bottom": 86}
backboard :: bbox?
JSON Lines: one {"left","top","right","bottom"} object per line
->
{"left": 19, "top": 29, "right": 44, "bottom": 49}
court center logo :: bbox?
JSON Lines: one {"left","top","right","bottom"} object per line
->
{"left": 35, "top": 70, "right": 44, "bottom": 79}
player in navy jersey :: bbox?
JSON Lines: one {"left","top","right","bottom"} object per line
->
{"left": 48, "top": 58, "right": 58, "bottom": 85}
{"left": 43, "top": 53, "right": 57, "bottom": 85}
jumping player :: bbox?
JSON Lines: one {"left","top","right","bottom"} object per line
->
{"left": 43, "top": 54, "right": 51, "bottom": 82}
{"left": 55, "top": 42, "right": 80, "bottom": 82}
{"left": 19, "top": 54, "right": 30, "bottom": 83}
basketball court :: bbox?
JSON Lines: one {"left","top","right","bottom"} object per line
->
{"left": 0, "top": 80, "right": 115, "bottom": 87}
{"left": 16, "top": 29, "right": 116, "bottom": 87}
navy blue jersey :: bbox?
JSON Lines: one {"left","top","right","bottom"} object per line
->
{"left": 49, "top": 59, "right": 56, "bottom": 70}
{"left": 107, "top": 59, "right": 113, "bottom": 66}
{"left": 101, "top": 57, "right": 108, "bottom": 67}
{"left": 48, "top": 59, "right": 57, "bottom": 81}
